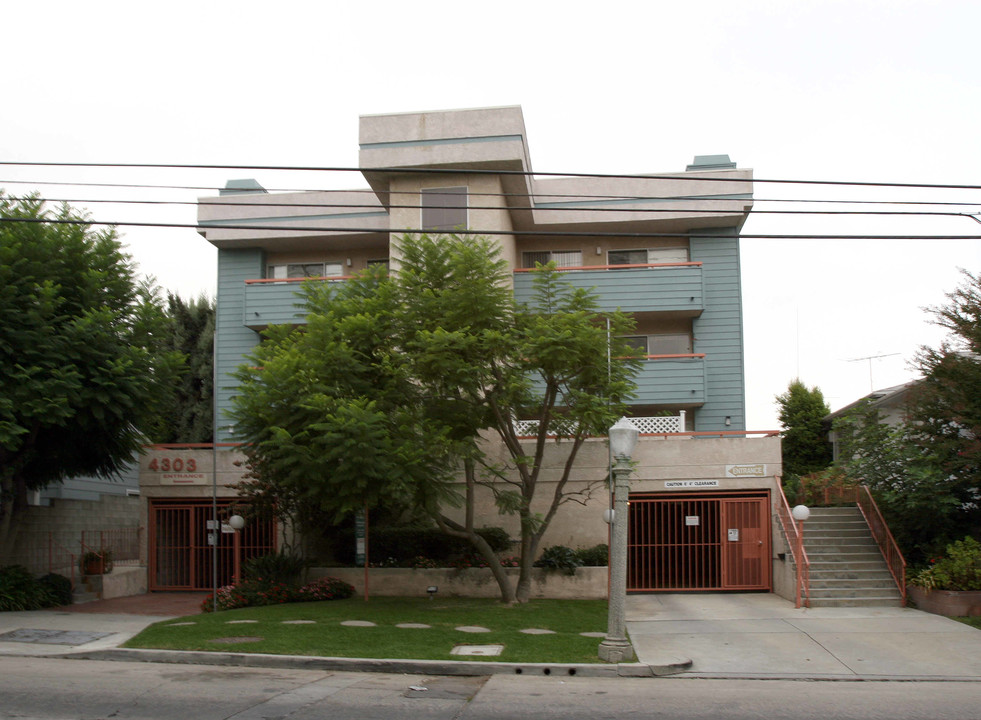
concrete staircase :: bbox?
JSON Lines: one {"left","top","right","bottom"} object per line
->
{"left": 72, "top": 574, "right": 102, "bottom": 604}
{"left": 803, "top": 506, "right": 903, "bottom": 608}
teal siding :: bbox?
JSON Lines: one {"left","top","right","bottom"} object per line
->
{"left": 513, "top": 266, "right": 703, "bottom": 314}
{"left": 216, "top": 249, "right": 264, "bottom": 441}
{"left": 632, "top": 357, "right": 706, "bottom": 405}
{"left": 690, "top": 229, "right": 745, "bottom": 431}
{"left": 244, "top": 282, "right": 309, "bottom": 328}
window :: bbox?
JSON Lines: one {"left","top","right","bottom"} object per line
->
{"left": 267, "top": 262, "right": 343, "bottom": 280}
{"left": 521, "top": 250, "right": 583, "bottom": 269}
{"left": 622, "top": 334, "right": 693, "bottom": 356}
{"left": 421, "top": 186, "right": 468, "bottom": 231}
{"left": 608, "top": 247, "right": 689, "bottom": 266}
{"left": 367, "top": 259, "right": 390, "bottom": 269}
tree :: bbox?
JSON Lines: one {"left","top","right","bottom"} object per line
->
{"left": 0, "top": 192, "right": 182, "bottom": 557}
{"left": 230, "top": 233, "right": 639, "bottom": 603}
{"left": 775, "top": 379, "right": 832, "bottom": 477}
{"left": 153, "top": 293, "right": 214, "bottom": 444}
{"left": 832, "top": 270, "right": 981, "bottom": 563}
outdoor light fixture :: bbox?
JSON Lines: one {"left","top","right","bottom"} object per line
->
{"left": 228, "top": 514, "right": 246, "bottom": 530}
{"left": 609, "top": 417, "right": 639, "bottom": 459}
{"left": 725, "top": 416, "right": 731, "bottom": 426}
{"left": 427, "top": 586, "right": 438, "bottom": 600}
{"left": 599, "top": 417, "right": 639, "bottom": 663}
{"left": 603, "top": 509, "right": 615, "bottom": 524}
{"left": 791, "top": 505, "right": 810, "bottom": 522}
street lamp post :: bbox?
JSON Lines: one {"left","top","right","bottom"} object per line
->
{"left": 599, "top": 418, "right": 639, "bottom": 663}
{"left": 791, "top": 504, "right": 810, "bottom": 609}
{"left": 229, "top": 514, "right": 245, "bottom": 585}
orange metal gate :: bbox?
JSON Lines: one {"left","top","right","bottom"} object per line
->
{"left": 627, "top": 492, "right": 771, "bottom": 592}
{"left": 149, "top": 499, "right": 276, "bottom": 591}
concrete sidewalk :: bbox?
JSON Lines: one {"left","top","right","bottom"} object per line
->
{"left": 1, "top": 592, "right": 979, "bottom": 680}
{"left": 627, "top": 593, "right": 981, "bottom": 680}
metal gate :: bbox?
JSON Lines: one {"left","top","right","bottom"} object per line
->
{"left": 149, "top": 499, "right": 276, "bottom": 591}
{"left": 627, "top": 492, "right": 770, "bottom": 592}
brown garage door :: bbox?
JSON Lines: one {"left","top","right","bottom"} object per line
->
{"left": 627, "top": 492, "right": 771, "bottom": 592}
{"left": 149, "top": 499, "right": 276, "bottom": 591}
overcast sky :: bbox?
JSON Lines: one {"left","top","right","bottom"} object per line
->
{"left": 4, "top": 0, "right": 979, "bottom": 430}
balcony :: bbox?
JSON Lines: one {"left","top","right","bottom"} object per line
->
{"left": 512, "top": 263, "right": 704, "bottom": 315}
{"left": 632, "top": 355, "right": 706, "bottom": 406}
{"left": 243, "top": 277, "right": 349, "bottom": 329}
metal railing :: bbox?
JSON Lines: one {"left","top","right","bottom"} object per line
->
{"left": 19, "top": 528, "right": 142, "bottom": 579}
{"left": 776, "top": 485, "right": 810, "bottom": 608}
{"left": 856, "top": 485, "right": 907, "bottom": 605}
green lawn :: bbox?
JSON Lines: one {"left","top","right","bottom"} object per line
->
{"left": 124, "top": 597, "right": 610, "bottom": 663}
{"left": 953, "top": 616, "right": 981, "bottom": 631}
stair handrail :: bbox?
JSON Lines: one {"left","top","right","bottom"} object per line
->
{"left": 856, "top": 484, "right": 907, "bottom": 605}
{"left": 776, "top": 485, "right": 810, "bottom": 608}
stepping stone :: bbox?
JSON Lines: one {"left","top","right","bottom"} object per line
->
{"left": 226, "top": 620, "right": 258, "bottom": 624}
{"left": 580, "top": 631, "right": 606, "bottom": 638}
{"left": 519, "top": 628, "right": 555, "bottom": 635}
{"left": 451, "top": 644, "right": 504, "bottom": 656}
{"left": 165, "top": 622, "right": 197, "bottom": 627}
{"left": 340, "top": 620, "right": 377, "bottom": 627}
{"left": 455, "top": 625, "right": 491, "bottom": 633}
{"left": 282, "top": 620, "right": 316, "bottom": 625}
{"left": 396, "top": 623, "right": 431, "bottom": 629}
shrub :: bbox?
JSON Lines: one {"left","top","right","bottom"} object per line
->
{"left": 201, "top": 576, "right": 355, "bottom": 612}
{"left": 242, "top": 552, "right": 305, "bottom": 586}
{"left": 534, "top": 545, "right": 582, "bottom": 575}
{"left": 909, "top": 536, "right": 981, "bottom": 592}
{"left": 576, "top": 544, "right": 609, "bottom": 566}
{"left": 38, "top": 573, "right": 73, "bottom": 606}
{"left": 295, "top": 576, "right": 355, "bottom": 602}
{"left": 0, "top": 565, "right": 55, "bottom": 612}
{"left": 334, "top": 525, "right": 511, "bottom": 566}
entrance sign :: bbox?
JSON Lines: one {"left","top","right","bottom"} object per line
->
{"left": 685, "top": 516, "right": 700, "bottom": 526}
{"left": 725, "top": 464, "right": 767, "bottom": 478}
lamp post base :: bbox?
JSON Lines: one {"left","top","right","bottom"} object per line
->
{"left": 598, "top": 637, "right": 636, "bottom": 663}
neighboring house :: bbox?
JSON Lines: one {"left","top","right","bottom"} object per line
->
{"left": 825, "top": 381, "right": 919, "bottom": 460}
{"left": 140, "top": 106, "right": 789, "bottom": 598}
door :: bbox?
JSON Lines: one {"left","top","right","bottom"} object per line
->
{"left": 721, "top": 498, "right": 770, "bottom": 589}
{"left": 628, "top": 492, "right": 770, "bottom": 592}
{"left": 149, "top": 499, "right": 276, "bottom": 591}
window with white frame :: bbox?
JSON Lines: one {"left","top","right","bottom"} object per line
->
{"left": 608, "top": 247, "right": 689, "bottom": 266}
{"left": 521, "top": 250, "right": 583, "bottom": 269}
{"left": 421, "top": 186, "right": 468, "bottom": 231}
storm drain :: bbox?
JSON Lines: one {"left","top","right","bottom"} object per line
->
{"left": 0, "top": 629, "right": 112, "bottom": 646}
{"left": 451, "top": 644, "right": 504, "bottom": 656}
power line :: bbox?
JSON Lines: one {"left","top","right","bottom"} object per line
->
{"left": 2, "top": 179, "right": 979, "bottom": 208}
{"left": 4, "top": 160, "right": 981, "bottom": 191}
{"left": 2, "top": 215, "right": 979, "bottom": 241}
{"left": 5, "top": 193, "right": 980, "bottom": 223}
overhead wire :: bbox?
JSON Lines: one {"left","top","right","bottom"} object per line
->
{"left": 3, "top": 160, "right": 981, "bottom": 191}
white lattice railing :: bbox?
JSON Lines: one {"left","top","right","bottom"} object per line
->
{"left": 514, "top": 412, "right": 685, "bottom": 437}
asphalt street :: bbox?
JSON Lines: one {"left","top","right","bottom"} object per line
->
{"left": 2, "top": 656, "right": 980, "bottom": 720}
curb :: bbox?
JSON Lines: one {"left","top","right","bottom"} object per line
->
{"left": 57, "top": 647, "right": 694, "bottom": 679}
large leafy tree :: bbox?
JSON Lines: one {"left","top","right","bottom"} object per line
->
{"left": 231, "top": 233, "right": 639, "bottom": 603}
{"left": 0, "top": 192, "right": 182, "bottom": 556}
{"left": 775, "top": 379, "right": 832, "bottom": 477}
{"left": 833, "top": 270, "right": 981, "bottom": 563}
{"left": 153, "top": 293, "right": 215, "bottom": 444}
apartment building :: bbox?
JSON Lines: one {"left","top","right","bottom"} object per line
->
{"left": 140, "top": 106, "right": 787, "bottom": 596}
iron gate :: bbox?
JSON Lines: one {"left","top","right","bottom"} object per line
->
{"left": 627, "top": 492, "right": 771, "bottom": 592}
{"left": 149, "top": 499, "right": 276, "bottom": 591}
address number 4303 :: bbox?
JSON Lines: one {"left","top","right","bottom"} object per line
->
{"left": 148, "top": 457, "right": 198, "bottom": 472}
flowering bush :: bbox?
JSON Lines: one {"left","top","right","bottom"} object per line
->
{"left": 201, "top": 576, "right": 355, "bottom": 612}
{"left": 499, "top": 555, "right": 520, "bottom": 568}
{"left": 295, "top": 576, "right": 355, "bottom": 601}
{"left": 909, "top": 537, "right": 981, "bottom": 592}
{"left": 410, "top": 556, "right": 440, "bottom": 569}
{"left": 450, "top": 553, "right": 490, "bottom": 570}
